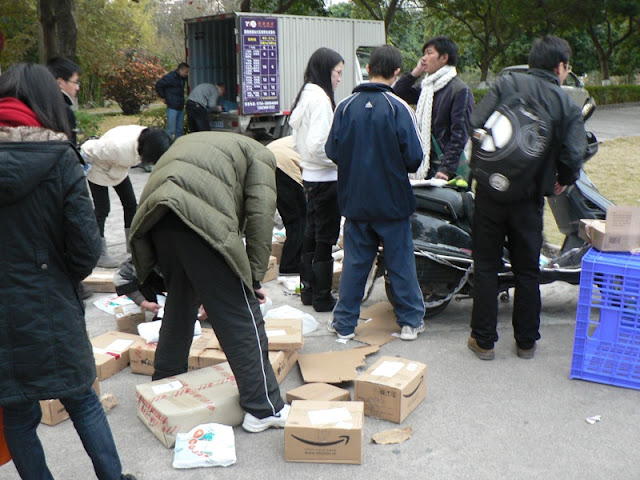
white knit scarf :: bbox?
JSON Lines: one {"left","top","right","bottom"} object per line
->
{"left": 411, "top": 65, "right": 458, "bottom": 180}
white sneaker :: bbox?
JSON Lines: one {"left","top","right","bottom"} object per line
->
{"left": 400, "top": 322, "right": 425, "bottom": 341}
{"left": 242, "top": 404, "right": 290, "bottom": 433}
{"left": 327, "top": 321, "right": 355, "bottom": 340}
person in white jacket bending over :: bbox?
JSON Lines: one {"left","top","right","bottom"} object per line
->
{"left": 289, "top": 47, "right": 344, "bottom": 313}
{"left": 81, "top": 125, "right": 170, "bottom": 268}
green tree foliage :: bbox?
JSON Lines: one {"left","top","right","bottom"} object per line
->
{"left": 101, "top": 50, "right": 166, "bottom": 114}
{"left": 0, "top": 0, "right": 39, "bottom": 70}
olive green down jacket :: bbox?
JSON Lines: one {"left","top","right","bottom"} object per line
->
{"left": 129, "top": 132, "right": 277, "bottom": 291}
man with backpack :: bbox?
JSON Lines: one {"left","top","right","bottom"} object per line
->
{"left": 467, "top": 35, "right": 587, "bottom": 361}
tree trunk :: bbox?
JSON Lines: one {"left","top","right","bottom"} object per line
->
{"left": 55, "top": 0, "right": 77, "bottom": 62}
{"left": 240, "top": 0, "right": 251, "bottom": 12}
{"left": 38, "top": 0, "right": 58, "bottom": 61}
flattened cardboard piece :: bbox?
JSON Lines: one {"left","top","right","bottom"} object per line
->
{"left": 371, "top": 426, "right": 413, "bottom": 445}
{"left": 354, "top": 301, "right": 400, "bottom": 346}
{"left": 297, "top": 345, "right": 379, "bottom": 384}
{"left": 136, "top": 363, "right": 244, "bottom": 448}
{"left": 91, "top": 331, "right": 144, "bottom": 381}
{"left": 82, "top": 268, "right": 116, "bottom": 293}
{"left": 285, "top": 400, "right": 364, "bottom": 464}
{"left": 114, "top": 304, "right": 146, "bottom": 334}
{"left": 262, "top": 255, "right": 279, "bottom": 282}
{"left": 354, "top": 356, "right": 427, "bottom": 423}
{"left": 286, "top": 383, "right": 351, "bottom": 403}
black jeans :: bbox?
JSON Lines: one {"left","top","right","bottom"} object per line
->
{"left": 302, "top": 180, "right": 340, "bottom": 262}
{"left": 186, "top": 100, "right": 210, "bottom": 132}
{"left": 150, "top": 212, "right": 284, "bottom": 419}
{"left": 88, "top": 177, "right": 137, "bottom": 237}
{"left": 470, "top": 187, "right": 543, "bottom": 350}
{"left": 276, "top": 169, "right": 306, "bottom": 273}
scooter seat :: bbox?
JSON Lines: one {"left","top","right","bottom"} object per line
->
{"left": 413, "top": 186, "right": 466, "bottom": 221}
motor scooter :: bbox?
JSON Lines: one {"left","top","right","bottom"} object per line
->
{"left": 367, "top": 100, "right": 607, "bottom": 317}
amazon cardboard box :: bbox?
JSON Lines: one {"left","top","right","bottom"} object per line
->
{"left": 262, "top": 255, "right": 279, "bottom": 283}
{"left": 135, "top": 363, "right": 244, "bottom": 448}
{"left": 41, "top": 378, "right": 100, "bottom": 426}
{"left": 285, "top": 400, "right": 364, "bottom": 464}
{"left": 354, "top": 356, "right": 427, "bottom": 423}
{"left": 92, "top": 331, "right": 144, "bottom": 381}
{"left": 265, "top": 317, "right": 303, "bottom": 351}
{"left": 286, "top": 383, "right": 351, "bottom": 403}
{"left": 114, "top": 304, "right": 146, "bottom": 334}
{"left": 82, "top": 269, "right": 116, "bottom": 293}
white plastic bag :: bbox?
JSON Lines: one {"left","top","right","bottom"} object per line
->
{"left": 264, "top": 305, "right": 318, "bottom": 335}
{"left": 137, "top": 319, "right": 202, "bottom": 344}
{"left": 173, "top": 423, "right": 236, "bottom": 469}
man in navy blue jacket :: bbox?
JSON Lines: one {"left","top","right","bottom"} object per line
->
{"left": 325, "top": 45, "right": 426, "bottom": 341}
{"left": 155, "top": 62, "right": 189, "bottom": 141}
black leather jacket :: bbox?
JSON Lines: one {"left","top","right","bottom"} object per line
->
{"left": 471, "top": 69, "right": 586, "bottom": 198}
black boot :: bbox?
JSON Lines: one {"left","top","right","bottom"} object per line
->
{"left": 300, "top": 253, "right": 314, "bottom": 306}
{"left": 312, "top": 259, "right": 336, "bottom": 312}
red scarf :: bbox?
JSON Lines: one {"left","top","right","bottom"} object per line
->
{"left": 0, "top": 97, "right": 42, "bottom": 127}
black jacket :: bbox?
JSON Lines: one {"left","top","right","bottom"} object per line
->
{"left": 395, "top": 73, "right": 474, "bottom": 178}
{"left": 471, "top": 69, "right": 586, "bottom": 197}
{"left": 62, "top": 90, "right": 78, "bottom": 145}
{"left": 0, "top": 130, "right": 101, "bottom": 406}
{"left": 114, "top": 256, "right": 165, "bottom": 306}
{"left": 155, "top": 70, "right": 187, "bottom": 111}
{"left": 326, "top": 83, "right": 423, "bottom": 220}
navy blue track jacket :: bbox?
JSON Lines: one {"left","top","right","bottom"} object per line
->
{"left": 325, "top": 82, "right": 423, "bottom": 221}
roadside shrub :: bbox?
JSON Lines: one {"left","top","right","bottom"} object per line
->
{"left": 588, "top": 85, "right": 640, "bottom": 105}
{"left": 75, "top": 110, "right": 103, "bottom": 144}
{"left": 101, "top": 50, "right": 166, "bottom": 115}
{"left": 138, "top": 106, "right": 166, "bottom": 128}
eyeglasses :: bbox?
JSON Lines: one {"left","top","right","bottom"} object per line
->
{"left": 333, "top": 69, "right": 343, "bottom": 77}
{"left": 564, "top": 63, "right": 572, "bottom": 73}
{"left": 67, "top": 79, "right": 81, "bottom": 87}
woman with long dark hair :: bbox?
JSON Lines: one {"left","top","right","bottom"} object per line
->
{"left": 0, "top": 63, "right": 135, "bottom": 480}
{"left": 289, "top": 47, "right": 344, "bottom": 312}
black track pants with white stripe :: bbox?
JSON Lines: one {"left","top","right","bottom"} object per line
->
{"left": 150, "top": 212, "right": 285, "bottom": 419}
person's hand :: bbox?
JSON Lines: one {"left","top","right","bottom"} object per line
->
{"left": 140, "top": 300, "right": 161, "bottom": 314}
{"left": 553, "top": 182, "right": 567, "bottom": 195}
{"left": 217, "top": 105, "right": 223, "bottom": 112}
{"left": 434, "top": 171, "right": 450, "bottom": 181}
{"left": 198, "top": 305, "right": 208, "bottom": 321}
{"left": 254, "top": 287, "right": 268, "bottom": 304}
{"left": 412, "top": 57, "right": 428, "bottom": 77}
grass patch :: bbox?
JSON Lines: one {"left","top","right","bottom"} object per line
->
{"left": 544, "top": 135, "right": 640, "bottom": 246}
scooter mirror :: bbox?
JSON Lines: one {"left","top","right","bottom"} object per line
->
{"left": 582, "top": 98, "right": 596, "bottom": 121}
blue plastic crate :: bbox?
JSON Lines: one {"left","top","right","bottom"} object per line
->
{"left": 570, "top": 248, "right": 640, "bottom": 390}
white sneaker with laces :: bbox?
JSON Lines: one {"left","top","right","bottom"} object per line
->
{"left": 400, "top": 322, "right": 425, "bottom": 341}
{"left": 242, "top": 404, "right": 290, "bottom": 433}
{"left": 327, "top": 321, "right": 355, "bottom": 340}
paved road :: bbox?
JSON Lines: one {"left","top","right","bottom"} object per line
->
{"left": 585, "top": 103, "right": 640, "bottom": 141}
{"left": 2, "top": 135, "right": 640, "bottom": 479}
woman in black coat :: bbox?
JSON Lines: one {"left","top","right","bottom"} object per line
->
{"left": 0, "top": 63, "right": 135, "bottom": 480}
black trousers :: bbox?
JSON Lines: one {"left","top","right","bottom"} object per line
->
{"left": 276, "top": 169, "right": 306, "bottom": 273}
{"left": 88, "top": 176, "right": 137, "bottom": 237}
{"left": 470, "top": 187, "right": 543, "bottom": 350}
{"left": 186, "top": 100, "right": 210, "bottom": 132}
{"left": 302, "top": 180, "right": 340, "bottom": 261}
{"left": 150, "top": 212, "right": 284, "bottom": 419}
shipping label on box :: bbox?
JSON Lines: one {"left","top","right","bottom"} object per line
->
{"left": 41, "top": 378, "right": 100, "bottom": 426}
{"left": 114, "top": 304, "right": 146, "bottom": 334}
{"left": 354, "top": 356, "right": 427, "bottom": 423}
{"left": 262, "top": 255, "right": 279, "bottom": 283}
{"left": 285, "top": 400, "right": 364, "bottom": 464}
{"left": 286, "top": 383, "right": 351, "bottom": 403}
{"left": 92, "top": 331, "right": 144, "bottom": 381}
{"left": 82, "top": 268, "right": 116, "bottom": 293}
{"left": 135, "top": 363, "right": 244, "bottom": 448}
{"left": 265, "top": 318, "right": 303, "bottom": 351}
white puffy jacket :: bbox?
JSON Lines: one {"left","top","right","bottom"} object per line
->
{"left": 289, "top": 83, "right": 337, "bottom": 182}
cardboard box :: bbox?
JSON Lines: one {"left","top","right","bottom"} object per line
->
{"left": 92, "top": 331, "right": 144, "bottom": 381}
{"left": 41, "top": 378, "right": 100, "bottom": 426}
{"left": 354, "top": 356, "right": 427, "bottom": 423}
{"left": 82, "top": 268, "right": 116, "bottom": 293}
{"left": 286, "top": 383, "right": 351, "bottom": 403}
{"left": 271, "top": 239, "right": 285, "bottom": 264}
{"left": 114, "top": 304, "right": 146, "bottom": 334}
{"left": 579, "top": 207, "right": 640, "bottom": 252}
{"left": 265, "top": 317, "right": 303, "bottom": 351}
{"left": 332, "top": 261, "right": 342, "bottom": 290}
{"left": 262, "top": 255, "right": 278, "bottom": 283}
{"left": 135, "top": 363, "right": 244, "bottom": 448}
{"left": 269, "top": 350, "right": 298, "bottom": 384}
{"left": 285, "top": 400, "right": 364, "bottom": 464}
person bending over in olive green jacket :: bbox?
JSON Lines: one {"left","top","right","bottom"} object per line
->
{"left": 129, "top": 131, "right": 288, "bottom": 433}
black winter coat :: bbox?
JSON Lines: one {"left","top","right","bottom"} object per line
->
{"left": 155, "top": 70, "right": 187, "bottom": 111}
{"left": 0, "top": 128, "right": 101, "bottom": 407}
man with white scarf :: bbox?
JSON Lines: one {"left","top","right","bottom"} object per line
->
{"left": 395, "top": 36, "right": 474, "bottom": 180}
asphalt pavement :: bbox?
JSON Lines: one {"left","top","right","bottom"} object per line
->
{"left": 585, "top": 103, "right": 640, "bottom": 141}
{"left": 2, "top": 112, "right": 639, "bottom": 479}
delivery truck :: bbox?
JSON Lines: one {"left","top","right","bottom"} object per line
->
{"left": 184, "top": 12, "right": 386, "bottom": 138}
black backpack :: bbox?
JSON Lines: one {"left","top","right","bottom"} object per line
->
{"left": 470, "top": 76, "right": 553, "bottom": 203}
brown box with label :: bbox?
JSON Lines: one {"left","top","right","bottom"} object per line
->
{"left": 269, "top": 350, "right": 298, "bottom": 384}
{"left": 262, "top": 255, "right": 279, "bottom": 282}
{"left": 114, "top": 305, "right": 146, "bottom": 334}
{"left": 265, "top": 317, "right": 303, "bottom": 351}
{"left": 579, "top": 207, "right": 640, "bottom": 252}
{"left": 285, "top": 400, "right": 364, "bottom": 464}
{"left": 82, "top": 269, "right": 116, "bottom": 293}
{"left": 40, "top": 378, "right": 100, "bottom": 426}
{"left": 135, "top": 363, "right": 244, "bottom": 448}
{"left": 354, "top": 356, "right": 426, "bottom": 423}
{"left": 91, "top": 331, "right": 144, "bottom": 381}
{"left": 286, "top": 383, "right": 351, "bottom": 403}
